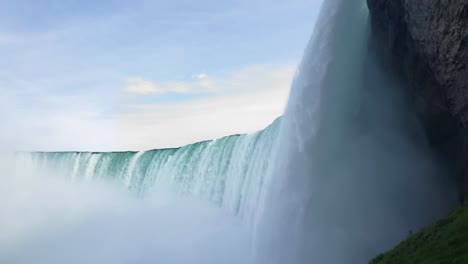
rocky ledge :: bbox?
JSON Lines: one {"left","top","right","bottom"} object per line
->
{"left": 367, "top": 0, "right": 468, "bottom": 201}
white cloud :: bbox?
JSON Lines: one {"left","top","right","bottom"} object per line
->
{"left": 124, "top": 74, "right": 218, "bottom": 95}
{"left": 124, "top": 64, "right": 295, "bottom": 97}
{"left": 209, "top": 64, "right": 295, "bottom": 94}
{"left": 125, "top": 77, "right": 192, "bottom": 95}
{"left": 118, "top": 64, "right": 295, "bottom": 150}
{"left": 192, "top": 73, "right": 207, "bottom": 80}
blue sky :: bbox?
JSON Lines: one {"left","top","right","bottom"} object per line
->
{"left": 0, "top": 0, "right": 322, "bottom": 151}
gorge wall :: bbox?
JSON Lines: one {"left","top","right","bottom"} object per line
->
{"left": 367, "top": 0, "right": 468, "bottom": 201}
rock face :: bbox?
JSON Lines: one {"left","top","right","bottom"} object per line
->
{"left": 367, "top": 0, "right": 468, "bottom": 201}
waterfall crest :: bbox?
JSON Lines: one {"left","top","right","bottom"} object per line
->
{"left": 20, "top": 118, "right": 280, "bottom": 222}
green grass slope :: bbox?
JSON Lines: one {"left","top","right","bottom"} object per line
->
{"left": 369, "top": 204, "right": 468, "bottom": 264}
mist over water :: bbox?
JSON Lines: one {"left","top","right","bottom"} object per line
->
{"left": 0, "top": 159, "right": 252, "bottom": 264}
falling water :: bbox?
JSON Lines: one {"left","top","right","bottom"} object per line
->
{"left": 254, "top": 0, "right": 457, "bottom": 263}
{"left": 19, "top": 117, "right": 280, "bottom": 223}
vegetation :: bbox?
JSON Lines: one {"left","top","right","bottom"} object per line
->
{"left": 369, "top": 204, "right": 468, "bottom": 264}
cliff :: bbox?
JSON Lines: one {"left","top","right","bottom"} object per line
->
{"left": 367, "top": 0, "right": 468, "bottom": 201}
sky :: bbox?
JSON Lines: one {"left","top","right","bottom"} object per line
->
{"left": 0, "top": 0, "right": 322, "bottom": 151}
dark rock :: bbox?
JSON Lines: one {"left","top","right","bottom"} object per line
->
{"left": 367, "top": 0, "right": 468, "bottom": 200}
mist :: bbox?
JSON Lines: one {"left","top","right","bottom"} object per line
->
{"left": 0, "top": 156, "right": 252, "bottom": 264}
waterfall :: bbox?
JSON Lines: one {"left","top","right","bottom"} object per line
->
{"left": 21, "top": 118, "right": 280, "bottom": 223}
{"left": 254, "top": 0, "right": 457, "bottom": 263}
